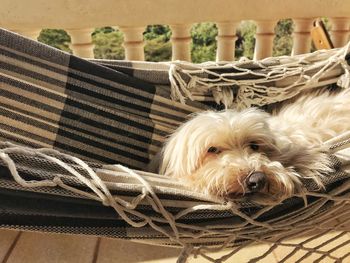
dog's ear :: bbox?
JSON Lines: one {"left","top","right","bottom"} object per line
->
{"left": 160, "top": 118, "right": 204, "bottom": 178}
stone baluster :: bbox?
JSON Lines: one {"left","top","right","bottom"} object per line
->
{"left": 170, "top": 24, "right": 192, "bottom": 61}
{"left": 292, "top": 18, "right": 314, "bottom": 55}
{"left": 13, "top": 29, "right": 41, "bottom": 40}
{"left": 216, "top": 22, "right": 239, "bottom": 62}
{"left": 329, "top": 17, "right": 350, "bottom": 48}
{"left": 119, "top": 26, "right": 145, "bottom": 61}
{"left": 254, "top": 20, "right": 276, "bottom": 60}
{"left": 66, "top": 28, "right": 95, "bottom": 58}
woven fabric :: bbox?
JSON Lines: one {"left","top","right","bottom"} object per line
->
{"left": 0, "top": 29, "right": 209, "bottom": 170}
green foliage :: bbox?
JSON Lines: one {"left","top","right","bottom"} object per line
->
{"left": 191, "top": 23, "right": 217, "bottom": 63}
{"left": 144, "top": 25, "right": 171, "bottom": 41}
{"left": 145, "top": 38, "right": 172, "bottom": 62}
{"left": 37, "top": 20, "right": 310, "bottom": 63}
{"left": 273, "top": 19, "right": 293, "bottom": 56}
{"left": 38, "top": 29, "right": 71, "bottom": 53}
{"left": 92, "top": 27, "right": 125, "bottom": 60}
{"left": 238, "top": 21, "right": 257, "bottom": 59}
{"left": 144, "top": 25, "right": 172, "bottom": 61}
{"left": 191, "top": 23, "right": 218, "bottom": 46}
{"left": 92, "top": 27, "right": 115, "bottom": 35}
{"left": 191, "top": 44, "right": 217, "bottom": 63}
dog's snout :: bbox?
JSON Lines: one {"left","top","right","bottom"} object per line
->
{"left": 246, "top": 172, "right": 266, "bottom": 192}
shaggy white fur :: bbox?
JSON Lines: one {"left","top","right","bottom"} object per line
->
{"left": 160, "top": 89, "right": 350, "bottom": 203}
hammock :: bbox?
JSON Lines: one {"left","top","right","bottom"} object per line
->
{"left": 1, "top": 28, "right": 350, "bottom": 262}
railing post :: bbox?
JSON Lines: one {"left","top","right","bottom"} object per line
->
{"left": 254, "top": 20, "right": 277, "bottom": 60}
{"left": 170, "top": 24, "right": 192, "bottom": 61}
{"left": 119, "top": 26, "right": 145, "bottom": 61}
{"left": 13, "top": 29, "right": 41, "bottom": 40}
{"left": 216, "top": 22, "right": 239, "bottom": 62}
{"left": 66, "top": 28, "right": 95, "bottom": 58}
{"left": 292, "top": 18, "right": 314, "bottom": 55}
{"left": 329, "top": 17, "right": 350, "bottom": 48}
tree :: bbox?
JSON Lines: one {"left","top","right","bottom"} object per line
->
{"left": 92, "top": 27, "right": 125, "bottom": 60}
{"left": 144, "top": 25, "right": 172, "bottom": 61}
{"left": 144, "top": 25, "right": 171, "bottom": 41}
{"left": 273, "top": 19, "right": 293, "bottom": 56}
{"left": 191, "top": 23, "right": 217, "bottom": 63}
{"left": 145, "top": 38, "right": 172, "bottom": 62}
{"left": 237, "top": 21, "right": 256, "bottom": 59}
{"left": 38, "top": 29, "right": 71, "bottom": 53}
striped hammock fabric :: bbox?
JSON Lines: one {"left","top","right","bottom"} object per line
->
{"left": 1, "top": 28, "right": 350, "bottom": 262}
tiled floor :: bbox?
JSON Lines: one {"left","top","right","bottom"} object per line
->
{"left": 0, "top": 229, "right": 349, "bottom": 262}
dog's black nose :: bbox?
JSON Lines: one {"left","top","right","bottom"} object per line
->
{"left": 246, "top": 172, "right": 266, "bottom": 192}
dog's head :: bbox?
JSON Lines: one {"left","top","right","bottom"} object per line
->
{"left": 160, "top": 109, "right": 308, "bottom": 203}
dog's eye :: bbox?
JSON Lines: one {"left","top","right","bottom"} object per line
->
{"left": 207, "top": 147, "right": 221, "bottom": 154}
{"left": 249, "top": 142, "right": 260, "bottom": 151}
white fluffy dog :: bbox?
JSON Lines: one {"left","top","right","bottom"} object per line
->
{"left": 159, "top": 89, "right": 350, "bottom": 203}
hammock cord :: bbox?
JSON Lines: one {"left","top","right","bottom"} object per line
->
{"left": 2, "top": 44, "right": 350, "bottom": 261}
{"left": 169, "top": 42, "right": 350, "bottom": 109}
{"left": 1, "top": 133, "right": 350, "bottom": 262}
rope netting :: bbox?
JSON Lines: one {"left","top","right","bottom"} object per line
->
{"left": 169, "top": 42, "right": 350, "bottom": 109}
{"left": 1, "top": 132, "right": 350, "bottom": 262}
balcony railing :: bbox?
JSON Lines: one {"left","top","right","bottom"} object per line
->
{"left": 1, "top": 0, "right": 350, "bottom": 61}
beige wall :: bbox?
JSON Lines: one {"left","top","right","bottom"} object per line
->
{"left": 1, "top": 0, "right": 350, "bottom": 29}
